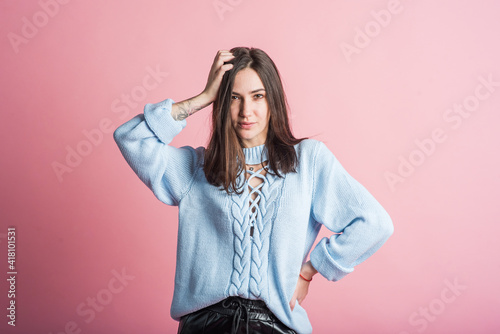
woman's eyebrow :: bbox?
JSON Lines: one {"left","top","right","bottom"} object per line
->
{"left": 232, "top": 88, "right": 266, "bottom": 95}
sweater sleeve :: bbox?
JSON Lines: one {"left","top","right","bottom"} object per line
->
{"left": 113, "top": 98, "right": 200, "bottom": 206}
{"left": 309, "top": 141, "right": 394, "bottom": 282}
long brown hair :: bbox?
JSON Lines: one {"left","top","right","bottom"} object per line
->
{"left": 203, "top": 47, "right": 308, "bottom": 195}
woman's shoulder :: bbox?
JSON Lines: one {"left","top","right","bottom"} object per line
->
{"left": 292, "top": 139, "right": 325, "bottom": 169}
{"left": 294, "top": 138, "right": 340, "bottom": 170}
{"left": 294, "top": 138, "right": 326, "bottom": 155}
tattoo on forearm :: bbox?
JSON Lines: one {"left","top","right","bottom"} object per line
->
{"left": 173, "top": 99, "right": 211, "bottom": 121}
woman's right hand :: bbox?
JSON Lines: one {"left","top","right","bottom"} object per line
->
{"left": 170, "top": 50, "right": 235, "bottom": 121}
{"left": 201, "top": 50, "right": 235, "bottom": 103}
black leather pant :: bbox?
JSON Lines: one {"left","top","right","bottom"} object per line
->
{"left": 177, "top": 296, "right": 298, "bottom": 334}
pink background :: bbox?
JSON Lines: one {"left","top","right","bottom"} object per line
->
{"left": 1, "top": 0, "right": 499, "bottom": 333}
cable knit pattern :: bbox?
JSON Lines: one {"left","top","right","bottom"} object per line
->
{"left": 229, "top": 192, "right": 252, "bottom": 296}
{"left": 113, "top": 98, "right": 394, "bottom": 334}
{"left": 228, "top": 162, "right": 285, "bottom": 299}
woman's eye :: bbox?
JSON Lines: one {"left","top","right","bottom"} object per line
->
{"left": 254, "top": 94, "right": 264, "bottom": 99}
{"left": 231, "top": 95, "right": 239, "bottom": 100}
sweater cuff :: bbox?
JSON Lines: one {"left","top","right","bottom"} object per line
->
{"left": 143, "top": 98, "right": 187, "bottom": 145}
{"left": 309, "top": 237, "right": 354, "bottom": 282}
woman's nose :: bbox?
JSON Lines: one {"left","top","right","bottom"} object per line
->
{"left": 240, "top": 100, "right": 253, "bottom": 116}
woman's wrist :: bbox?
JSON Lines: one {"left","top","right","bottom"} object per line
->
{"left": 171, "top": 93, "right": 212, "bottom": 121}
{"left": 195, "top": 92, "right": 214, "bottom": 108}
{"left": 300, "top": 261, "right": 318, "bottom": 281}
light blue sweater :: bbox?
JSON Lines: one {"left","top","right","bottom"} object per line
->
{"left": 113, "top": 98, "right": 394, "bottom": 333}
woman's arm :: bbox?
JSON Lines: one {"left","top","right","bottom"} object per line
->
{"left": 171, "top": 93, "right": 212, "bottom": 121}
{"left": 113, "top": 50, "right": 236, "bottom": 206}
{"left": 309, "top": 140, "right": 394, "bottom": 282}
{"left": 113, "top": 99, "right": 197, "bottom": 206}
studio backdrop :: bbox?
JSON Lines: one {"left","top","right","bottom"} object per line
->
{"left": 1, "top": 0, "right": 499, "bottom": 333}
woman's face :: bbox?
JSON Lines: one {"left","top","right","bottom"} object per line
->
{"left": 230, "top": 67, "right": 270, "bottom": 148}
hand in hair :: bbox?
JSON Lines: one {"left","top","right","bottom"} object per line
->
{"left": 202, "top": 50, "right": 235, "bottom": 103}
{"left": 171, "top": 50, "right": 234, "bottom": 121}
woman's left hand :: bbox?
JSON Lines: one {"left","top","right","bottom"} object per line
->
{"left": 289, "top": 261, "right": 318, "bottom": 311}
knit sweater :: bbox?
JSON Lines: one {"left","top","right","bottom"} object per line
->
{"left": 113, "top": 98, "right": 394, "bottom": 334}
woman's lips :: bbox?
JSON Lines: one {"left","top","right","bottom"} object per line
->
{"left": 238, "top": 122, "right": 255, "bottom": 129}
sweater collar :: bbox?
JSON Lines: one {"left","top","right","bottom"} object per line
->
{"left": 242, "top": 143, "right": 268, "bottom": 164}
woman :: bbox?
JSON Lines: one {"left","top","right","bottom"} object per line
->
{"left": 114, "top": 47, "right": 394, "bottom": 334}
